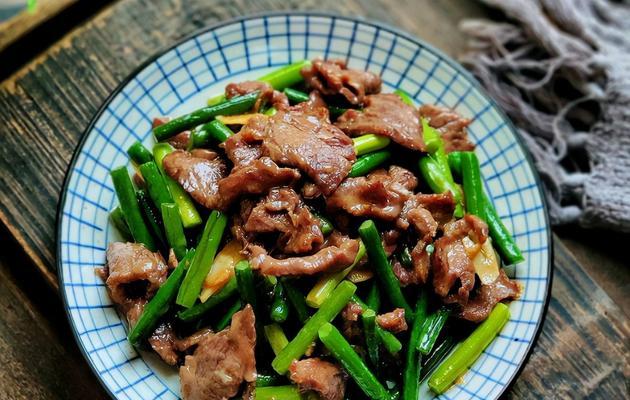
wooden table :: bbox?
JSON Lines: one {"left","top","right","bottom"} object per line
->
{"left": 0, "top": 0, "right": 628, "bottom": 398}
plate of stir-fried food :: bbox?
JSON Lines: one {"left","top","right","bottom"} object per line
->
{"left": 57, "top": 13, "right": 551, "bottom": 400}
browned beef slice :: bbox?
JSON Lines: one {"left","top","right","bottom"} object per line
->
{"left": 397, "top": 192, "right": 455, "bottom": 238}
{"left": 392, "top": 240, "right": 431, "bottom": 287}
{"left": 221, "top": 115, "right": 266, "bottom": 168}
{"left": 149, "top": 322, "right": 179, "bottom": 366}
{"left": 163, "top": 150, "right": 227, "bottom": 209}
{"left": 382, "top": 229, "right": 400, "bottom": 257}
{"left": 244, "top": 187, "right": 324, "bottom": 254}
{"left": 432, "top": 215, "right": 489, "bottom": 303}
{"left": 217, "top": 157, "right": 301, "bottom": 208}
{"left": 153, "top": 117, "right": 191, "bottom": 149}
{"left": 167, "top": 131, "right": 191, "bottom": 150}
{"left": 341, "top": 301, "right": 363, "bottom": 340}
{"left": 180, "top": 306, "right": 256, "bottom": 400}
{"left": 336, "top": 94, "right": 425, "bottom": 151}
{"left": 149, "top": 323, "right": 214, "bottom": 366}
{"left": 419, "top": 104, "right": 474, "bottom": 153}
{"left": 326, "top": 165, "right": 417, "bottom": 221}
{"left": 376, "top": 308, "right": 408, "bottom": 333}
{"left": 225, "top": 80, "right": 289, "bottom": 111}
{"left": 249, "top": 235, "right": 360, "bottom": 276}
{"left": 290, "top": 358, "right": 347, "bottom": 400}
{"left": 101, "top": 242, "right": 168, "bottom": 326}
{"left": 301, "top": 59, "right": 381, "bottom": 105}
{"left": 458, "top": 270, "right": 521, "bottom": 322}
{"left": 262, "top": 104, "right": 356, "bottom": 195}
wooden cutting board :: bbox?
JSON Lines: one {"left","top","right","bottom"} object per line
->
{"left": 0, "top": 0, "right": 627, "bottom": 398}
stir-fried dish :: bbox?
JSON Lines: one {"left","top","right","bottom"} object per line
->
{"left": 100, "top": 59, "right": 524, "bottom": 400}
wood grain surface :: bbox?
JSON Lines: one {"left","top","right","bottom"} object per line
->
{"left": 0, "top": 0, "right": 77, "bottom": 52}
{"left": 0, "top": 0, "right": 628, "bottom": 399}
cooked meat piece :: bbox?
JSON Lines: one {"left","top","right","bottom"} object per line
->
{"left": 410, "top": 240, "right": 431, "bottom": 284}
{"left": 190, "top": 148, "right": 219, "bottom": 161}
{"left": 180, "top": 306, "right": 256, "bottom": 400}
{"left": 150, "top": 323, "right": 213, "bottom": 366}
{"left": 163, "top": 150, "right": 227, "bottom": 209}
{"left": 301, "top": 59, "right": 381, "bottom": 105}
{"left": 221, "top": 115, "right": 266, "bottom": 168}
{"left": 167, "top": 131, "right": 191, "bottom": 150}
{"left": 458, "top": 270, "right": 520, "bottom": 322}
{"left": 382, "top": 229, "right": 400, "bottom": 257}
{"left": 231, "top": 199, "right": 257, "bottom": 250}
{"left": 336, "top": 94, "right": 425, "bottom": 151}
{"left": 302, "top": 181, "right": 322, "bottom": 199}
{"left": 249, "top": 236, "right": 360, "bottom": 276}
{"left": 419, "top": 104, "right": 474, "bottom": 153}
{"left": 397, "top": 197, "right": 438, "bottom": 240}
{"left": 290, "top": 358, "right": 347, "bottom": 400}
{"left": 244, "top": 187, "right": 324, "bottom": 254}
{"left": 217, "top": 157, "right": 301, "bottom": 208}
{"left": 376, "top": 308, "right": 408, "bottom": 333}
{"left": 326, "top": 165, "right": 417, "bottom": 221}
{"left": 153, "top": 117, "right": 191, "bottom": 150}
{"left": 101, "top": 242, "right": 169, "bottom": 326}
{"left": 342, "top": 301, "right": 363, "bottom": 322}
{"left": 125, "top": 300, "right": 146, "bottom": 327}
{"left": 393, "top": 240, "right": 431, "bottom": 287}
{"left": 432, "top": 215, "right": 489, "bottom": 303}
{"left": 152, "top": 116, "right": 170, "bottom": 128}
{"left": 225, "top": 80, "right": 289, "bottom": 111}
{"left": 148, "top": 322, "right": 179, "bottom": 365}
{"left": 262, "top": 103, "right": 356, "bottom": 195}
{"left": 397, "top": 192, "right": 454, "bottom": 238}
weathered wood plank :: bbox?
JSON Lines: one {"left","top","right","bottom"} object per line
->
{"left": 0, "top": 0, "right": 485, "bottom": 286}
{"left": 0, "top": 228, "right": 108, "bottom": 399}
{"left": 508, "top": 238, "right": 630, "bottom": 399}
{"left": 0, "top": 0, "right": 77, "bottom": 52}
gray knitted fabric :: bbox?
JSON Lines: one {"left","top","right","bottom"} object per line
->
{"left": 459, "top": 0, "right": 630, "bottom": 231}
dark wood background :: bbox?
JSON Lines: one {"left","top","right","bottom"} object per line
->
{"left": 0, "top": 0, "right": 628, "bottom": 398}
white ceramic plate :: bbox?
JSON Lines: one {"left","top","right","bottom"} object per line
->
{"left": 57, "top": 12, "right": 552, "bottom": 400}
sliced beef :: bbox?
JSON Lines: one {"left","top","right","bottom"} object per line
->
{"left": 301, "top": 59, "right": 381, "bottom": 105}
{"left": 221, "top": 115, "right": 266, "bottom": 168}
{"left": 397, "top": 193, "right": 455, "bottom": 238}
{"left": 393, "top": 240, "right": 432, "bottom": 287}
{"left": 341, "top": 301, "right": 363, "bottom": 340}
{"left": 382, "top": 229, "right": 400, "bottom": 257}
{"left": 432, "top": 215, "right": 489, "bottom": 303}
{"left": 290, "top": 358, "right": 347, "bottom": 400}
{"left": 100, "top": 242, "right": 169, "bottom": 327}
{"left": 180, "top": 306, "right": 256, "bottom": 400}
{"left": 163, "top": 150, "right": 227, "bottom": 209}
{"left": 262, "top": 103, "right": 356, "bottom": 195}
{"left": 376, "top": 308, "right": 408, "bottom": 333}
{"left": 168, "top": 131, "right": 191, "bottom": 150}
{"left": 302, "top": 182, "right": 322, "bottom": 199}
{"left": 336, "top": 94, "right": 425, "bottom": 151}
{"left": 244, "top": 187, "right": 324, "bottom": 254}
{"left": 149, "top": 322, "right": 179, "bottom": 365}
{"left": 419, "top": 104, "right": 474, "bottom": 153}
{"left": 225, "top": 80, "right": 289, "bottom": 111}
{"left": 326, "top": 165, "right": 417, "bottom": 221}
{"left": 458, "top": 270, "right": 521, "bottom": 322}
{"left": 249, "top": 235, "right": 360, "bottom": 276}
{"left": 148, "top": 323, "right": 213, "bottom": 366}
{"left": 217, "top": 157, "right": 301, "bottom": 208}
{"left": 153, "top": 117, "right": 190, "bottom": 149}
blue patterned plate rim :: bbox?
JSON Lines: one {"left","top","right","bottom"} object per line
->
{"left": 56, "top": 11, "right": 553, "bottom": 400}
